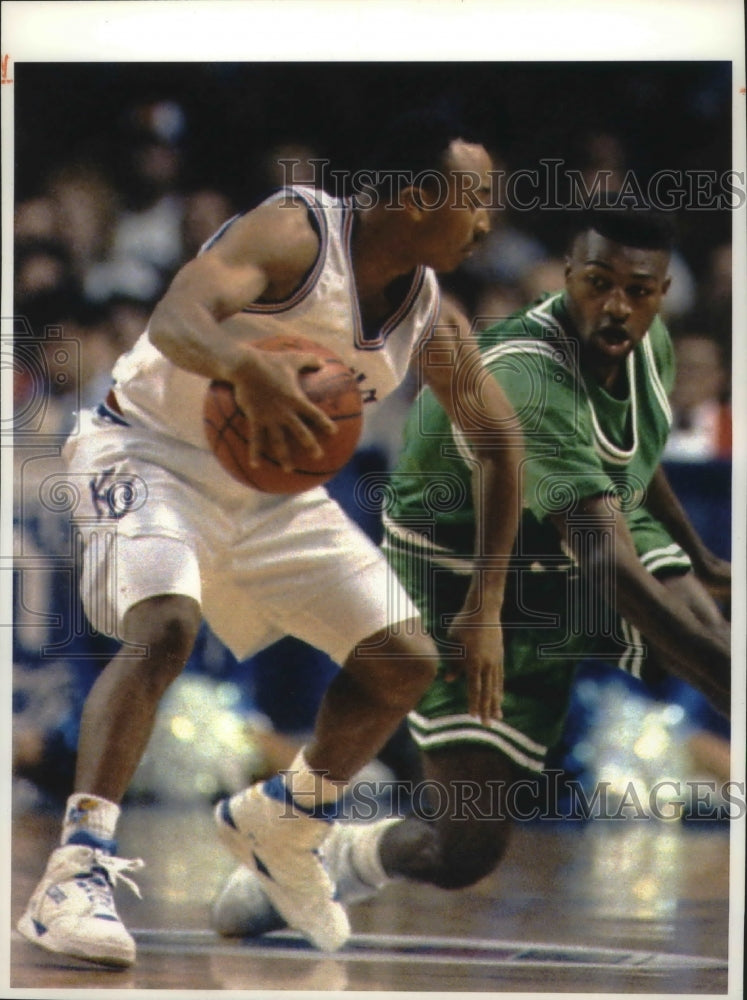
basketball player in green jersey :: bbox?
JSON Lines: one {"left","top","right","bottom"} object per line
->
{"left": 214, "top": 206, "right": 732, "bottom": 934}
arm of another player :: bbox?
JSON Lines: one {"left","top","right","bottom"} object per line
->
{"left": 420, "top": 299, "right": 524, "bottom": 724}
{"left": 148, "top": 198, "right": 336, "bottom": 471}
{"left": 552, "top": 494, "right": 730, "bottom": 717}
{"left": 644, "top": 464, "right": 731, "bottom": 600}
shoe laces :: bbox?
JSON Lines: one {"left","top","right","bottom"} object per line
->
{"left": 85, "top": 851, "right": 145, "bottom": 902}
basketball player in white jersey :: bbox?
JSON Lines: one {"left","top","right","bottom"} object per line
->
{"left": 18, "top": 113, "right": 521, "bottom": 966}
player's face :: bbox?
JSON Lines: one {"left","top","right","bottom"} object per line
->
{"left": 412, "top": 140, "right": 493, "bottom": 273}
{"left": 564, "top": 231, "right": 671, "bottom": 371}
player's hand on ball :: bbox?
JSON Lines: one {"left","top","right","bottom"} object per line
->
{"left": 232, "top": 347, "right": 338, "bottom": 472}
{"left": 205, "top": 337, "right": 362, "bottom": 493}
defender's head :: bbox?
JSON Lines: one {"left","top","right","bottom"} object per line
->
{"left": 564, "top": 207, "right": 674, "bottom": 374}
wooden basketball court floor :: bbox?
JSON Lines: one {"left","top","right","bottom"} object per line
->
{"left": 7, "top": 800, "right": 736, "bottom": 995}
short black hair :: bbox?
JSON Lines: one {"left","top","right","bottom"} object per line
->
{"left": 364, "top": 108, "right": 482, "bottom": 191}
{"left": 571, "top": 205, "right": 676, "bottom": 253}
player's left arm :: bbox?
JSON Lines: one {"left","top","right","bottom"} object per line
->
{"left": 551, "top": 494, "right": 730, "bottom": 717}
{"left": 644, "top": 464, "right": 731, "bottom": 600}
{"left": 419, "top": 299, "right": 523, "bottom": 724}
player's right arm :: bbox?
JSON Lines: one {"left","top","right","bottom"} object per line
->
{"left": 420, "top": 297, "right": 524, "bottom": 725}
{"left": 487, "top": 333, "right": 730, "bottom": 717}
{"left": 148, "top": 198, "right": 336, "bottom": 471}
{"left": 550, "top": 495, "right": 730, "bottom": 717}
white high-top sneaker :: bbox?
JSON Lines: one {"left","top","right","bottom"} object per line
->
{"left": 17, "top": 843, "right": 144, "bottom": 968}
{"left": 214, "top": 778, "right": 350, "bottom": 952}
{"left": 213, "top": 815, "right": 400, "bottom": 939}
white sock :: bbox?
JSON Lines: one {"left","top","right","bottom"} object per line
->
{"left": 61, "top": 793, "right": 120, "bottom": 847}
{"left": 282, "top": 748, "right": 347, "bottom": 809}
{"left": 348, "top": 817, "right": 403, "bottom": 889}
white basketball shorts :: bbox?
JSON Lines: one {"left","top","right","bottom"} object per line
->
{"left": 63, "top": 409, "right": 421, "bottom": 665}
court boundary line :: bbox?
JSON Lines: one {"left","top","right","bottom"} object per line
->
{"left": 124, "top": 928, "right": 728, "bottom": 971}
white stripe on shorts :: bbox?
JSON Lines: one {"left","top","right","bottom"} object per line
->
{"left": 408, "top": 710, "right": 547, "bottom": 772}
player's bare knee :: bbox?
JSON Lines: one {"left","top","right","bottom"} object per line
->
{"left": 381, "top": 819, "right": 443, "bottom": 882}
{"left": 428, "top": 824, "right": 510, "bottom": 890}
{"left": 389, "top": 817, "right": 508, "bottom": 889}
{"left": 431, "top": 849, "right": 502, "bottom": 890}
{"left": 123, "top": 594, "right": 201, "bottom": 683}
{"left": 345, "top": 628, "right": 437, "bottom": 706}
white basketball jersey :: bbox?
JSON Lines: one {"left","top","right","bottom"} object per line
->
{"left": 107, "top": 186, "right": 441, "bottom": 449}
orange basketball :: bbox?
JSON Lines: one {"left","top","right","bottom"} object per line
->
{"left": 203, "top": 336, "right": 363, "bottom": 494}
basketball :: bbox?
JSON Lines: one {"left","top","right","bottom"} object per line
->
{"left": 203, "top": 336, "right": 363, "bottom": 493}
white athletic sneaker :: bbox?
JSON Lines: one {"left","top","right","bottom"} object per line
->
{"left": 17, "top": 844, "right": 144, "bottom": 968}
{"left": 213, "top": 817, "right": 398, "bottom": 938}
{"left": 214, "top": 779, "right": 350, "bottom": 951}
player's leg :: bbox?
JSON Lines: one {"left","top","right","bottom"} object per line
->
{"left": 17, "top": 592, "right": 201, "bottom": 967}
{"left": 212, "top": 505, "right": 533, "bottom": 943}
{"left": 18, "top": 515, "right": 205, "bottom": 968}
{"left": 259, "top": 742, "right": 514, "bottom": 908}
{"left": 212, "top": 495, "right": 437, "bottom": 950}
{"left": 211, "top": 488, "right": 439, "bottom": 788}
{"left": 212, "top": 742, "right": 516, "bottom": 938}
{"left": 334, "top": 540, "right": 563, "bottom": 894}
{"left": 214, "top": 627, "right": 437, "bottom": 950}
{"left": 16, "top": 587, "right": 202, "bottom": 967}
{"left": 303, "top": 626, "right": 438, "bottom": 782}
{"left": 74, "top": 593, "right": 202, "bottom": 799}
{"left": 377, "top": 744, "right": 514, "bottom": 888}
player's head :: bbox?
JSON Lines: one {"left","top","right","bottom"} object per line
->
{"left": 363, "top": 110, "right": 493, "bottom": 273}
{"left": 563, "top": 206, "right": 674, "bottom": 371}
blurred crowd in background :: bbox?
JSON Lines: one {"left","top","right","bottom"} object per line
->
{"left": 11, "top": 62, "right": 734, "bottom": 815}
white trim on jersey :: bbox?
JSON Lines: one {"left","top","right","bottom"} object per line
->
{"left": 476, "top": 309, "right": 645, "bottom": 468}
{"left": 640, "top": 331, "right": 674, "bottom": 428}
{"left": 198, "top": 212, "right": 243, "bottom": 255}
{"left": 587, "top": 349, "right": 639, "bottom": 466}
{"left": 241, "top": 186, "right": 329, "bottom": 315}
{"left": 410, "top": 710, "right": 548, "bottom": 752}
{"left": 525, "top": 292, "right": 567, "bottom": 336}
{"left": 641, "top": 543, "right": 693, "bottom": 575}
{"left": 412, "top": 292, "right": 442, "bottom": 356}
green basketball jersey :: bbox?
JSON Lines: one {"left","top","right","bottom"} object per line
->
{"left": 388, "top": 291, "right": 677, "bottom": 555}
{"left": 384, "top": 292, "right": 688, "bottom": 769}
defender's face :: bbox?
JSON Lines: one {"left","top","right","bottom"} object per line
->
{"left": 413, "top": 140, "right": 493, "bottom": 274}
{"left": 564, "top": 231, "right": 671, "bottom": 368}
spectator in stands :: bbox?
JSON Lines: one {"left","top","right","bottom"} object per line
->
{"left": 15, "top": 196, "right": 57, "bottom": 244}
{"left": 181, "top": 189, "right": 234, "bottom": 262}
{"left": 664, "top": 332, "right": 731, "bottom": 462}
{"left": 46, "top": 162, "right": 120, "bottom": 296}
{"left": 109, "top": 99, "right": 188, "bottom": 288}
